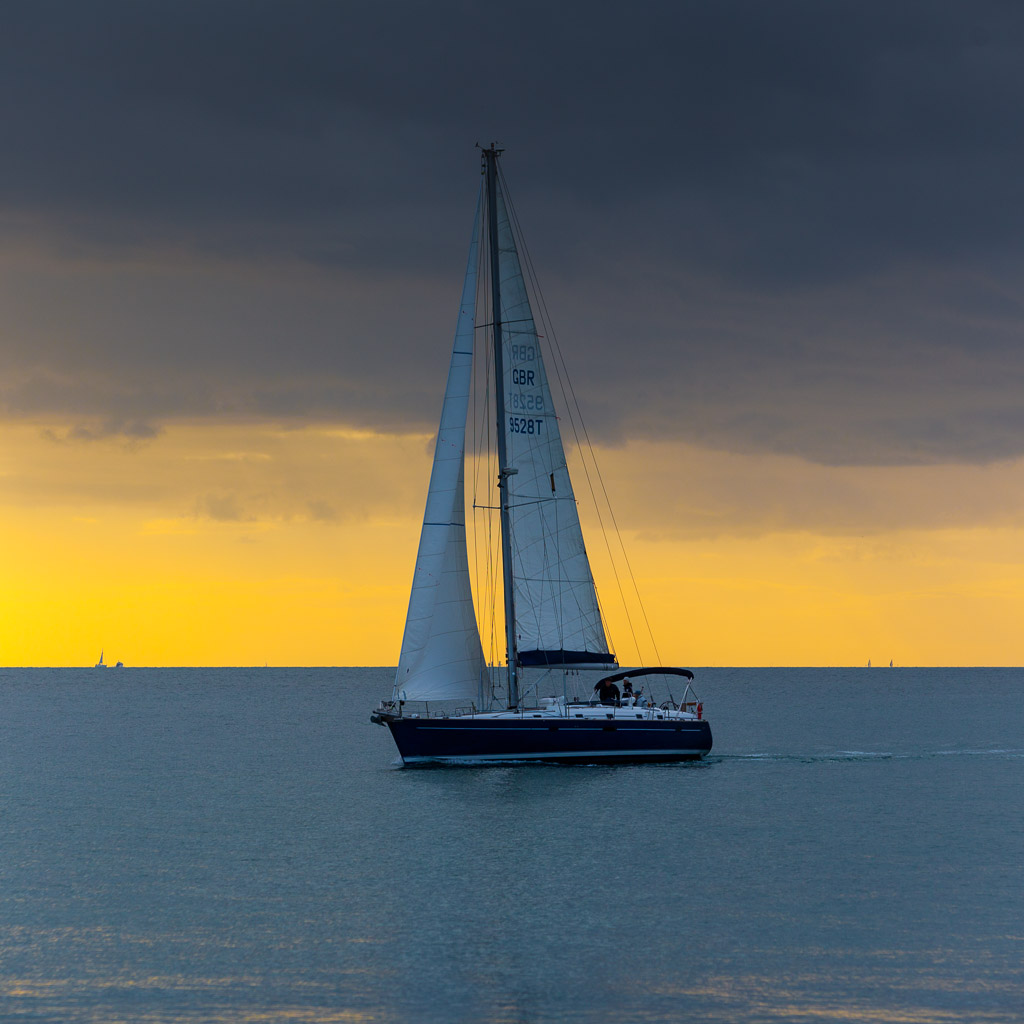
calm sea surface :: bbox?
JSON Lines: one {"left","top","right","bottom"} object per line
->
{"left": 1, "top": 667, "right": 1021, "bottom": 1023}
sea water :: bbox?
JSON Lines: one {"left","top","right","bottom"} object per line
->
{"left": 1, "top": 666, "right": 1021, "bottom": 1023}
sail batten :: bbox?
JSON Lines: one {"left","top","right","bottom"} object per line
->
{"left": 394, "top": 191, "right": 487, "bottom": 702}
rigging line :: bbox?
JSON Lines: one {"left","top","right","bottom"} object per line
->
{"left": 508, "top": 175, "right": 658, "bottom": 667}
{"left": 487, "top": 268, "right": 504, "bottom": 678}
{"left": 472, "top": 207, "right": 500, "bottom": 683}
{"left": 498, "top": 185, "right": 612, "bottom": 688}
{"left": 527, "top": 327, "right": 621, "bottom": 662}
{"left": 535, "top": 290, "right": 660, "bottom": 662}
{"left": 471, "top": 206, "right": 482, "bottom": 671}
{"left": 498, "top": 164, "right": 646, "bottom": 664}
{"left": 494, "top": 184, "right": 549, "bottom": 672}
{"left": 495, "top": 172, "right": 593, "bottom": 667}
{"left": 553, "top": 454, "right": 565, "bottom": 660}
{"left": 553, "top": 327, "right": 651, "bottom": 661}
{"left": 481, "top": 241, "right": 501, "bottom": 677}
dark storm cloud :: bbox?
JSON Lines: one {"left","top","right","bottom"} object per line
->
{"left": 3, "top": 0, "right": 1024, "bottom": 464}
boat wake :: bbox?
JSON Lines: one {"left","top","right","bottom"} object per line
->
{"left": 388, "top": 748, "right": 1023, "bottom": 769}
{"left": 719, "top": 748, "right": 1024, "bottom": 764}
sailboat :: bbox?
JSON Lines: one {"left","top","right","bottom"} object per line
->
{"left": 95, "top": 650, "right": 106, "bottom": 668}
{"left": 371, "top": 147, "right": 712, "bottom": 764}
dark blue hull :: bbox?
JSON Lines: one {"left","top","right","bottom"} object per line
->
{"left": 382, "top": 715, "right": 713, "bottom": 764}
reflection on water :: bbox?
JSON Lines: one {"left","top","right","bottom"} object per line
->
{"left": 1, "top": 667, "right": 1022, "bottom": 1023}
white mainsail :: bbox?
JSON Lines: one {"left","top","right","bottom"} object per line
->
{"left": 494, "top": 181, "right": 615, "bottom": 669}
{"left": 394, "top": 193, "right": 487, "bottom": 701}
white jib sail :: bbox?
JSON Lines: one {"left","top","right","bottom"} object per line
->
{"left": 394, "top": 192, "right": 488, "bottom": 702}
{"left": 494, "top": 182, "right": 613, "bottom": 668}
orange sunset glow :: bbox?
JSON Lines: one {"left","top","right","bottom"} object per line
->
{"left": 3, "top": 418, "right": 1022, "bottom": 666}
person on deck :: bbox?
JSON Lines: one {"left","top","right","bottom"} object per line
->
{"left": 594, "top": 678, "right": 621, "bottom": 706}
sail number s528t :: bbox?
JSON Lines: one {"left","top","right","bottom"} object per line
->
{"left": 509, "top": 416, "right": 544, "bottom": 435}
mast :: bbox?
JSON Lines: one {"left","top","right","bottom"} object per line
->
{"left": 483, "top": 144, "right": 519, "bottom": 709}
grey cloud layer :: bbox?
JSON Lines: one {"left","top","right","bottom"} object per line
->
{"left": 2, "top": 1, "right": 1024, "bottom": 465}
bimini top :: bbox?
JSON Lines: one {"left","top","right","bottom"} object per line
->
{"left": 596, "top": 666, "right": 694, "bottom": 685}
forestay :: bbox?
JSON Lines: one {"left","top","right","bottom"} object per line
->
{"left": 494, "top": 181, "right": 615, "bottom": 670}
{"left": 394, "top": 193, "right": 488, "bottom": 701}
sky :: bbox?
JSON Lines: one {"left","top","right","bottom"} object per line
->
{"left": 2, "top": 0, "right": 1024, "bottom": 666}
